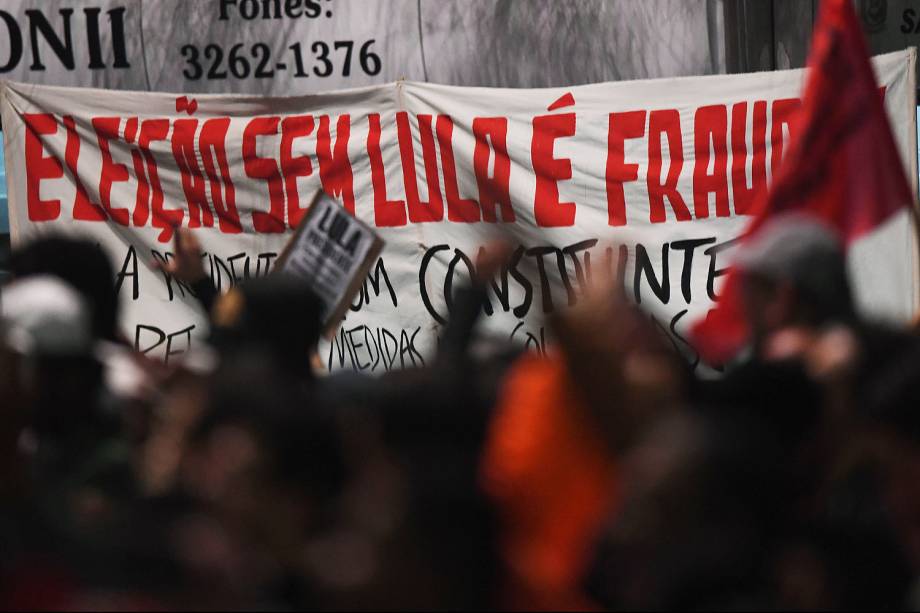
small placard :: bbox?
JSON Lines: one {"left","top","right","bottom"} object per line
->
{"left": 275, "top": 191, "right": 384, "bottom": 334}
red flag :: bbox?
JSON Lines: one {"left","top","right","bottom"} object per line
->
{"left": 691, "top": 0, "right": 914, "bottom": 364}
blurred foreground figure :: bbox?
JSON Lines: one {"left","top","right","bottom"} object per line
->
{"left": 1, "top": 276, "right": 104, "bottom": 508}
{"left": 10, "top": 236, "right": 119, "bottom": 342}
{"left": 726, "top": 213, "right": 918, "bottom": 421}
{"left": 0, "top": 276, "right": 138, "bottom": 609}
{"left": 9, "top": 234, "right": 153, "bottom": 412}
{"left": 735, "top": 213, "right": 855, "bottom": 351}
{"left": 2, "top": 216, "right": 920, "bottom": 610}
{"left": 483, "top": 274, "right": 687, "bottom": 610}
{"left": 210, "top": 274, "right": 325, "bottom": 381}
{"left": 0, "top": 275, "right": 120, "bottom": 472}
{"left": 570, "top": 215, "right": 917, "bottom": 610}
{"left": 482, "top": 352, "right": 618, "bottom": 610}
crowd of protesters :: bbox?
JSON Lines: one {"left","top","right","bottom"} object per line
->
{"left": 2, "top": 211, "right": 920, "bottom": 610}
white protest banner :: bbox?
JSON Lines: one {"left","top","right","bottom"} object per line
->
{"left": 2, "top": 49, "right": 917, "bottom": 372}
{"left": 275, "top": 191, "right": 384, "bottom": 331}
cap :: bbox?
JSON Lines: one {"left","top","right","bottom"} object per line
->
{"left": 1, "top": 275, "right": 94, "bottom": 357}
{"left": 734, "top": 213, "right": 847, "bottom": 292}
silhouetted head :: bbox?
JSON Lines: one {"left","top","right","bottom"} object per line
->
{"left": 10, "top": 235, "right": 119, "bottom": 341}
{"left": 213, "top": 274, "right": 324, "bottom": 378}
{"left": 736, "top": 214, "right": 854, "bottom": 346}
{"left": 1, "top": 275, "right": 103, "bottom": 438}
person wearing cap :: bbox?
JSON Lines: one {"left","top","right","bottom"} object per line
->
{"left": 733, "top": 212, "right": 857, "bottom": 358}
{"left": 1, "top": 275, "right": 134, "bottom": 538}
{"left": 1, "top": 275, "right": 100, "bottom": 443}
{"left": 699, "top": 212, "right": 920, "bottom": 437}
{"left": 2, "top": 274, "right": 96, "bottom": 359}
{"left": 730, "top": 213, "right": 917, "bottom": 379}
{"left": 8, "top": 234, "right": 156, "bottom": 411}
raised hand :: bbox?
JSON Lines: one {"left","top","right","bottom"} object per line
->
{"left": 156, "top": 228, "right": 207, "bottom": 285}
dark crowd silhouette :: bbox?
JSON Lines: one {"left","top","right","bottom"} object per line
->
{"left": 3, "top": 212, "right": 920, "bottom": 610}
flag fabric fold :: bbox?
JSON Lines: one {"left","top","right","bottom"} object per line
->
{"left": 691, "top": 0, "right": 915, "bottom": 365}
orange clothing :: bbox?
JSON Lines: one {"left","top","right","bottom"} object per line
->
{"left": 482, "top": 352, "right": 619, "bottom": 610}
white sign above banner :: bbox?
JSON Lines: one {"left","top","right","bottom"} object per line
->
{"left": 2, "top": 50, "right": 917, "bottom": 372}
{"left": 141, "top": 0, "right": 425, "bottom": 94}
{"left": 0, "top": 0, "right": 724, "bottom": 94}
{"left": 0, "top": 0, "right": 147, "bottom": 90}
{"left": 0, "top": 0, "right": 425, "bottom": 93}
{"left": 276, "top": 191, "right": 384, "bottom": 331}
